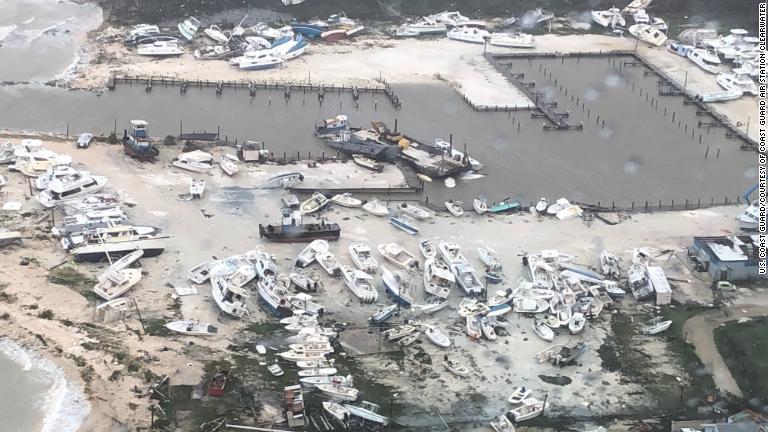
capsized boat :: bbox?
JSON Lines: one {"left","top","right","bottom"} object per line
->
{"left": 178, "top": 16, "right": 201, "bottom": 40}
{"left": 351, "top": 154, "right": 383, "bottom": 172}
{"left": 219, "top": 156, "right": 238, "bottom": 176}
{"left": 389, "top": 214, "right": 420, "bottom": 235}
{"left": 628, "top": 24, "right": 668, "bottom": 46}
{"left": 203, "top": 25, "right": 230, "bottom": 44}
{"left": 343, "top": 401, "right": 390, "bottom": 425}
{"left": 165, "top": 320, "right": 218, "bottom": 336}
{"left": 211, "top": 276, "right": 249, "bottom": 318}
{"left": 296, "top": 239, "right": 329, "bottom": 268}
{"left": 377, "top": 243, "right": 417, "bottom": 269}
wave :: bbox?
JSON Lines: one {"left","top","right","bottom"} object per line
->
{"left": 21, "top": 17, "right": 37, "bottom": 25}
{"left": 0, "top": 25, "right": 17, "bottom": 43}
{"left": 0, "top": 338, "right": 90, "bottom": 432}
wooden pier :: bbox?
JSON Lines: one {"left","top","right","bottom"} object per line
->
{"left": 107, "top": 74, "right": 403, "bottom": 109}
{"left": 485, "top": 53, "right": 584, "bottom": 131}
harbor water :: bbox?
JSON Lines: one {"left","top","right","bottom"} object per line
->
{"left": 0, "top": 58, "right": 755, "bottom": 207}
{"left": 0, "top": 338, "right": 90, "bottom": 432}
{"left": 0, "top": 0, "right": 102, "bottom": 83}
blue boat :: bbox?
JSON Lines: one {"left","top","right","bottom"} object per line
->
{"left": 291, "top": 23, "right": 325, "bottom": 39}
{"left": 381, "top": 267, "right": 413, "bottom": 307}
{"left": 315, "top": 114, "right": 349, "bottom": 138}
{"left": 487, "top": 199, "right": 520, "bottom": 214}
{"left": 389, "top": 215, "right": 419, "bottom": 235}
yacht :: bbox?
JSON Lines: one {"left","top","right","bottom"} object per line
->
{"left": 67, "top": 227, "right": 168, "bottom": 262}
{"left": 423, "top": 258, "right": 455, "bottom": 299}
{"left": 398, "top": 17, "right": 447, "bottom": 35}
{"left": 716, "top": 73, "right": 758, "bottom": 96}
{"left": 203, "top": 25, "right": 230, "bottom": 44}
{"left": 238, "top": 52, "right": 283, "bottom": 70}
{"left": 632, "top": 9, "right": 649, "bottom": 24}
{"left": 137, "top": 40, "right": 184, "bottom": 57}
{"left": 37, "top": 175, "right": 108, "bottom": 208}
{"left": 687, "top": 48, "right": 721, "bottom": 74}
{"left": 52, "top": 207, "right": 127, "bottom": 237}
{"left": 489, "top": 32, "right": 535, "bottom": 48}
{"left": 212, "top": 276, "right": 249, "bottom": 318}
{"left": 737, "top": 202, "right": 759, "bottom": 231}
{"left": 591, "top": 8, "right": 625, "bottom": 28}
{"left": 628, "top": 24, "right": 667, "bottom": 46}
{"left": 447, "top": 27, "right": 490, "bottom": 44}
{"left": 33, "top": 165, "right": 84, "bottom": 190}
{"left": 172, "top": 150, "right": 214, "bottom": 172}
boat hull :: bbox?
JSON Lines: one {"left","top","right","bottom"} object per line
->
{"left": 259, "top": 223, "right": 340, "bottom": 242}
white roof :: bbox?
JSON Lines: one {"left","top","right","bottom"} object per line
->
{"left": 706, "top": 239, "right": 748, "bottom": 262}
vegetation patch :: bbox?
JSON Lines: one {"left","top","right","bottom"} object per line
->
{"left": 714, "top": 316, "right": 768, "bottom": 400}
{"left": 0, "top": 282, "right": 17, "bottom": 303}
{"left": 38, "top": 309, "right": 54, "bottom": 320}
{"left": 47, "top": 267, "right": 98, "bottom": 302}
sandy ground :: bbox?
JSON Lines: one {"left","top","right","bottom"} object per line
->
{"left": 0, "top": 132, "right": 761, "bottom": 430}
{"left": 72, "top": 31, "right": 758, "bottom": 142}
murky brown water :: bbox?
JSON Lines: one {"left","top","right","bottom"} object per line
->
{"left": 0, "top": 55, "right": 755, "bottom": 206}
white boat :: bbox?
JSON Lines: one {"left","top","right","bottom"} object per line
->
{"left": 737, "top": 201, "right": 759, "bottom": 231}
{"left": 178, "top": 16, "right": 201, "bottom": 40}
{"left": 399, "top": 332, "right": 421, "bottom": 347}
{"left": 443, "top": 359, "right": 469, "bottom": 377}
{"left": 453, "top": 263, "right": 483, "bottom": 295}
{"left": 296, "top": 239, "right": 329, "bottom": 268}
{"left": 717, "top": 73, "right": 758, "bottom": 96}
{"left": 194, "top": 44, "right": 236, "bottom": 60}
{"left": 508, "top": 386, "right": 532, "bottom": 404}
{"left": 362, "top": 199, "right": 389, "bottom": 216}
{"left": 399, "top": 203, "right": 431, "bottom": 219}
{"left": 546, "top": 198, "right": 571, "bottom": 215}
{"left": 533, "top": 320, "right": 554, "bottom": 342}
{"left": 477, "top": 246, "right": 502, "bottom": 271}
{"left": 106, "top": 249, "right": 144, "bottom": 272}
{"left": 643, "top": 318, "right": 672, "bottom": 335}
{"left": 370, "top": 304, "right": 398, "bottom": 323}
{"left": 413, "top": 296, "right": 449, "bottom": 314}
{"left": 323, "top": 401, "right": 350, "bottom": 425}
{"left": 632, "top": 8, "right": 649, "bottom": 24}
{"left": 300, "top": 192, "right": 330, "bottom": 214}
{"left": 219, "top": 157, "right": 238, "bottom": 176}
{"left": 399, "top": 17, "right": 447, "bottom": 35}
{"left": 473, "top": 198, "right": 487, "bottom": 214}
{"left": 628, "top": 24, "right": 668, "bottom": 46}
{"left": 238, "top": 52, "right": 283, "bottom": 70}
{"left": 316, "top": 251, "right": 342, "bottom": 276}
{"left": 34, "top": 165, "right": 84, "bottom": 190}
{"left": 687, "top": 48, "right": 721, "bottom": 74}
{"left": 253, "top": 251, "right": 277, "bottom": 280}
{"left": 466, "top": 315, "right": 482, "bottom": 339}
{"left": 351, "top": 154, "right": 383, "bottom": 172}
{"left": 165, "top": 320, "right": 218, "bottom": 336}
{"left": 296, "top": 358, "right": 334, "bottom": 369}
{"left": 301, "top": 375, "right": 353, "bottom": 388}
{"left": 591, "top": 8, "right": 626, "bottom": 28}
{"left": 535, "top": 197, "right": 548, "bottom": 213}
{"left": 490, "top": 414, "right": 515, "bottom": 432}
{"left": 489, "top": 32, "right": 535, "bottom": 48}
{"left": 447, "top": 26, "right": 490, "bottom": 44}
{"left": 204, "top": 25, "right": 230, "bottom": 43}
{"left": 189, "top": 179, "right": 206, "bottom": 198}
{"left": 438, "top": 241, "right": 466, "bottom": 266}
{"left": 383, "top": 325, "right": 415, "bottom": 341}
{"left": 37, "top": 175, "right": 108, "bottom": 208}
{"left": 268, "top": 364, "right": 284, "bottom": 376}
{"left": 93, "top": 268, "right": 142, "bottom": 300}
{"left": 211, "top": 277, "right": 249, "bottom": 318}
{"left": 349, "top": 242, "right": 378, "bottom": 273}
{"left": 389, "top": 214, "right": 420, "bottom": 235}
{"left": 418, "top": 239, "right": 437, "bottom": 259}
{"left": 189, "top": 259, "right": 218, "bottom": 284}
{"left": 377, "top": 243, "right": 417, "bottom": 269}
{"left": 279, "top": 350, "right": 327, "bottom": 362}
{"left": 280, "top": 314, "right": 317, "bottom": 326}
{"left": 331, "top": 193, "right": 362, "bottom": 208}
{"left": 480, "top": 318, "right": 497, "bottom": 340}
{"left": 423, "top": 325, "right": 451, "bottom": 347}
{"left": 381, "top": 266, "right": 415, "bottom": 307}
{"left": 137, "top": 40, "right": 184, "bottom": 57}
{"left": 68, "top": 230, "right": 167, "bottom": 263}
{"left": 51, "top": 208, "right": 127, "bottom": 237}
{"left": 444, "top": 177, "right": 456, "bottom": 188}
{"left": 569, "top": 312, "right": 586, "bottom": 334}
{"left": 445, "top": 200, "right": 464, "bottom": 217}
{"left": 341, "top": 265, "right": 378, "bottom": 303}
{"left": 298, "top": 367, "right": 338, "bottom": 377}
{"left": 317, "top": 384, "right": 359, "bottom": 401}
{"left": 510, "top": 398, "right": 547, "bottom": 422}
{"left": 697, "top": 89, "right": 743, "bottom": 103}
{"left": 172, "top": 151, "right": 213, "bottom": 173}
{"left": 651, "top": 16, "right": 667, "bottom": 31}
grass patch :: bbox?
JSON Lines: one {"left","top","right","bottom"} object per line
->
{"left": 714, "top": 316, "right": 768, "bottom": 400}
{"left": 47, "top": 267, "right": 98, "bottom": 302}
{"left": 38, "top": 309, "right": 54, "bottom": 320}
{"left": 0, "top": 283, "right": 17, "bottom": 303}
{"left": 144, "top": 318, "right": 172, "bottom": 337}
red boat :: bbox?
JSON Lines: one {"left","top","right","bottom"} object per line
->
{"left": 207, "top": 370, "right": 230, "bottom": 397}
{"left": 321, "top": 29, "right": 348, "bottom": 43}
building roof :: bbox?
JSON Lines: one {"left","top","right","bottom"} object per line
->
{"left": 694, "top": 235, "right": 759, "bottom": 262}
